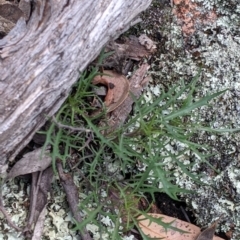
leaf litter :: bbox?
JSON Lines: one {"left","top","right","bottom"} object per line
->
{"left": 0, "top": 0, "right": 237, "bottom": 238}
{"left": 0, "top": 34, "right": 156, "bottom": 239}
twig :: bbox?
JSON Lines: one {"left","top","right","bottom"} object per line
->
{"left": 57, "top": 161, "right": 92, "bottom": 240}
{"left": 26, "top": 171, "right": 42, "bottom": 227}
{"left": 78, "top": 132, "right": 93, "bottom": 151}
{"left": 24, "top": 167, "right": 53, "bottom": 238}
{"left": 180, "top": 206, "right": 191, "bottom": 223}
{"left": 71, "top": 154, "right": 94, "bottom": 170}
{"left": 52, "top": 116, "right": 92, "bottom": 133}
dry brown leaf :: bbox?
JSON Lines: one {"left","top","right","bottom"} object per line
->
{"left": 137, "top": 213, "right": 224, "bottom": 240}
{"left": 92, "top": 70, "right": 129, "bottom": 112}
{"left": 196, "top": 220, "right": 221, "bottom": 240}
{"left": 106, "top": 34, "right": 156, "bottom": 65}
{"left": 7, "top": 148, "right": 51, "bottom": 179}
{"left": 104, "top": 63, "right": 150, "bottom": 134}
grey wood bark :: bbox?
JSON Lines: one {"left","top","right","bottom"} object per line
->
{"left": 0, "top": 0, "right": 152, "bottom": 172}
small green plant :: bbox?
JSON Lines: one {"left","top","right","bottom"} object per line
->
{"left": 39, "top": 55, "right": 238, "bottom": 238}
{"left": 39, "top": 49, "right": 114, "bottom": 173}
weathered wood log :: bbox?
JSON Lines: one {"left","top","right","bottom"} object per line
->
{"left": 0, "top": 0, "right": 152, "bottom": 171}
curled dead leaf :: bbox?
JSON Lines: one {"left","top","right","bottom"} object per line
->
{"left": 92, "top": 70, "right": 129, "bottom": 112}
{"left": 196, "top": 216, "right": 223, "bottom": 240}
{"left": 137, "top": 213, "right": 225, "bottom": 240}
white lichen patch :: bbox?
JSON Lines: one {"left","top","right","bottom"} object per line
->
{"left": 0, "top": 178, "right": 80, "bottom": 240}
{"left": 0, "top": 179, "right": 28, "bottom": 240}
{"left": 227, "top": 163, "right": 240, "bottom": 195}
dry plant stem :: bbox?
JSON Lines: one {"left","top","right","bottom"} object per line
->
{"left": 52, "top": 116, "right": 92, "bottom": 133}
{"left": 24, "top": 167, "right": 53, "bottom": 236}
{"left": 56, "top": 161, "right": 92, "bottom": 240}
{"left": 71, "top": 154, "right": 94, "bottom": 170}
{"left": 26, "top": 171, "right": 43, "bottom": 229}
{"left": 78, "top": 132, "right": 94, "bottom": 152}
{"left": 180, "top": 205, "right": 191, "bottom": 223}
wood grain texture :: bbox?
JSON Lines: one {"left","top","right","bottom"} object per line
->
{"left": 0, "top": 0, "right": 152, "bottom": 170}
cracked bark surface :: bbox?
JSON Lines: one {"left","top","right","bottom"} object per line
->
{"left": 0, "top": 0, "right": 152, "bottom": 171}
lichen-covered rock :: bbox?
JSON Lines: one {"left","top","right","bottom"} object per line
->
{"left": 137, "top": 0, "right": 240, "bottom": 239}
